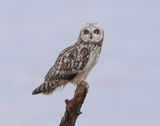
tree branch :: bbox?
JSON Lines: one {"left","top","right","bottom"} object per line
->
{"left": 59, "top": 80, "right": 89, "bottom": 126}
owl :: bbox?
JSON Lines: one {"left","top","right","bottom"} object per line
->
{"left": 32, "top": 23, "right": 104, "bottom": 95}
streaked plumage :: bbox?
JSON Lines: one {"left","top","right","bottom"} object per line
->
{"left": 32, "top": 23, "right": 104, "bottom": 95}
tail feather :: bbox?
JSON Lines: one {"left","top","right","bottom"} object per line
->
{"left": 32, "top": 82, "right": 56, "bottom": 95}
{"left": 32, "top": 80, "right": 69, "bottom": 95}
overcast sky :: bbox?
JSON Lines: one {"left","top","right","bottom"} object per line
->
{"left": 0, "top": 0, "right": 160, "bottom": 126}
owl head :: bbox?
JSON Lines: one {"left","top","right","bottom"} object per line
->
{"left": 79, "top": 23, "right": 104, "bottom": 43}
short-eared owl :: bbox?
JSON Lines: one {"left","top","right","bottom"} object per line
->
{"left": 32, "top": 23, "right": 104, "bottom": 95}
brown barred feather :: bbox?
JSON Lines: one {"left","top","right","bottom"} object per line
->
{"left": 32, "top": 23, "right": 103, "bottom": 95}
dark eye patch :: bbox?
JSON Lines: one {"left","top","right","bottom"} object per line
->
{"left": 93, "top": 29, "right": 100, "bottom": 34}
{"left": 84, "top": 29, "right": 89, "bottom": 34}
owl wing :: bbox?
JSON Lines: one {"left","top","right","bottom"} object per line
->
{"left": 44, "top": 44, "right": 90, "bottom": 81}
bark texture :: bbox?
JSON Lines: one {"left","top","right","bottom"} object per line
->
{"left": 59, "top": 80, "right": 88, "bottom": 126}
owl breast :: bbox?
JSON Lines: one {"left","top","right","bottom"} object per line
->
{"left": 71, "top": 43, "right": 102, "bottom": 84}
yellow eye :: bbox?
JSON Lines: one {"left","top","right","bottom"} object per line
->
{"left": 93, "top": 29, "right": 100, "bottom": 34}
{"left": 84, "top": 29, "right": 89, "bottom": 34}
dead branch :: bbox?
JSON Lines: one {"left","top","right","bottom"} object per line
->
{"left": 59, "top": 80, "right": 89, "bottom": 126}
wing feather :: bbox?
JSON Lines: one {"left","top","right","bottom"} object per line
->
{"left": 45, "top": 44, "right": 90, "bottom": 81}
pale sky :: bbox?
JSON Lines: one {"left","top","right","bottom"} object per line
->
{"left": 0, "top": 0, "right": 160, "bottom": 126}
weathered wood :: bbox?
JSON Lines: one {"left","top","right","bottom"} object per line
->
{"left": 59, "top": 80, "right": 88, "bottom": 126}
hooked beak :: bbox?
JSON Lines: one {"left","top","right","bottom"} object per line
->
{"left": 90, "top": 34, "right": 93, "bottom": 39}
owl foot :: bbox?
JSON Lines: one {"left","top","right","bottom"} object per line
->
{"left": 77, "top": 80, "right": 89, "bottom": 89}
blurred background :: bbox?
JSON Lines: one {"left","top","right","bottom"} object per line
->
{"left": 0, "top": 0, "right": 160, "bottom": 126}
